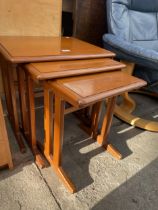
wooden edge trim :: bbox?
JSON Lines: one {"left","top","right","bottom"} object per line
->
{"left": 25, "top": 64, "right": 126, "bottom": 81}
{"left": 9, "top": 54, "right": 116, "bottom": 64}
{"left": 47, "top": 79, "right": 146, "bottom": 108}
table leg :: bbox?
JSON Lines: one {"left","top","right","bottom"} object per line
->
{"left": 44, "top": 86, "right": 54, "bottom": 158}
{"left": 97, "top": 97, "right": 122, "bottom": 160}
{"left": 90, "top": 102, "right": 102, "bottom": 139}
{"left": 17, "top": 67, "right": 29, "bottom": 139}
{"left": 77, "top": 103, "right": 102, "bottom": 138}
{"left": 0, "top": 58, "right": 13, "bottom": 124}
{"left": 1, "top": 58, "right": 26, "bottom": 153}
{"left": 45, "top": 93, "right": 76, "bottom": 193}
{"left": 26, "top": 73, "right": 45, "bottom": 168}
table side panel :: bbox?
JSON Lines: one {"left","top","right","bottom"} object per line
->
{"left": 0, "top": 99, "right": 13, "bottom": 168}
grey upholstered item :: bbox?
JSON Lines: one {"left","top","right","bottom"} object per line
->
{"left": 103, "top": 0, "right": 158, "bottom": 93}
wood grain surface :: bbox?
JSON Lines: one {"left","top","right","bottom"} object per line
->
{"left": 48, "top": 71, "right": 146, "bottom": 107}
{"left": 25, "top": 58, "right": 125, "bottom": 80}
{"left": 0, "top": 37, "right": 114, "bottom": 63}
{"left": 0, "top": 0, "right": 62, "bottom": 36}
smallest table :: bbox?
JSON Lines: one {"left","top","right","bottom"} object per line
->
{"left": 44, "top": 71, "right": 146, "bottom": 193}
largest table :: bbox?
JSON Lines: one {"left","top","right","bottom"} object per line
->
{"left": 0, "top": 36, "right": 114, "bottom": 154}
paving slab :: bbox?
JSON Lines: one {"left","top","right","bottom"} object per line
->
{"left": 0, "top": 93, "right": 158, "bottom": 210}
{"left": 0, "top": 162, "right": 60, "bottom": 210}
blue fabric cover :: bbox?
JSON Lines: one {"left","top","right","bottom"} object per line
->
{"left": 103, "top": 0, "right": 158, "bottom": 91}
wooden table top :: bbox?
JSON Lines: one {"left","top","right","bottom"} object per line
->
{"left": 48, "top": 71, "right": 146, "bottom": 108}
{"left": 25, "top": 58, "right": 125, "bottom": 80}
{"left": 0, "top": 36, "right": 115, "bottom": 63}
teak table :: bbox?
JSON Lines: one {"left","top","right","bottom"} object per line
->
{"left": 21, "top": 58, "right": 125, "bottom": 167}
{"left": 23, "top": 59, "right": 146, "bottom": 192}
{"left": 0, "top": 36, "right": 114, "bottom": 163}
{"left": 43, "top": 71, "right": 145, "bottom": 192}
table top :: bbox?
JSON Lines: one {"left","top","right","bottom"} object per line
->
{"left": 48, "top": 71, "right": 146, "bottom": 108}
{"left": 25, "top": 58, "right": 125, "bottom": 81}
{"left": 0, "top": 36, "right": 115, "bottom": 63}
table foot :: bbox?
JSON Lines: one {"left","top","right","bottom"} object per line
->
{"left": 8, "top": 162, "right": 14, "bottom": 169}
{"left": 32, "top": 147, "right": 46, "bottom": 168}
{"left": 44, "top": 154, "right": 76, "bottom": 193}
{"left": 57, "top": 166, "right": 76, "bottom": 193}
{"left": 49, "top": 157, "right": 76, "bottom": 193}
{"left": 103, "top": 144, "right": 122, "bottom": 160}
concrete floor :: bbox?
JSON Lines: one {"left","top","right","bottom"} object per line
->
{"left": 1, "top": 94, "right": 158, "bottom": 210}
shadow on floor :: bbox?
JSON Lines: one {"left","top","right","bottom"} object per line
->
{"left": 92, "top": 157, "right": 158, "bottom": 210}
{"left": 2, "top": 93, "right": 158, "bottom": 193}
